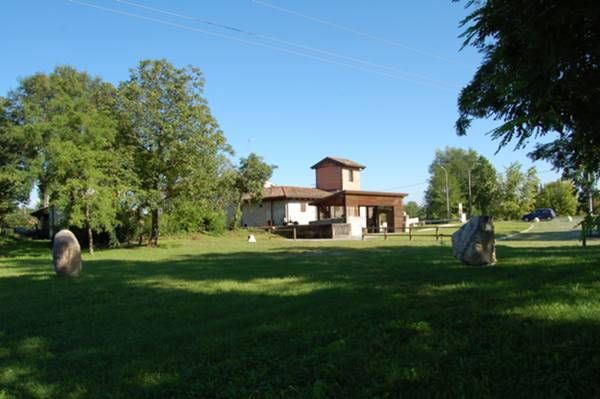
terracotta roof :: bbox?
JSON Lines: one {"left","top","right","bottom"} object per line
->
{"left": 340, "top": 190, "right": 408, "bottom": 197}
{"left": 244, "top": 186, "right": 332, "bottom": 201}
{"left": 310, "top": 156, "right": 366, "bottom": 170}
{"left": 310, "top": 190, "right": 408, "bottom": 206}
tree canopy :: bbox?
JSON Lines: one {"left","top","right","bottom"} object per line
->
{"left": 0, "top": 98, "right": 35, "bottom": 221}
{"left": 496, "top": 163, "right": 540, "bottom": 220}
{"left": 424, "top": 147, "right": 498, "bottom": 219}
{"left": 404, "top": 201, "right": 424, "bottom": 219}
{"left": 424, "top": 148, "right": 542, "bottom": 220}
{"left": 456, "top": 0, "right": 600, "bottom": 177}
{"left": 0, "top": 67, "right": 135, "bottom": 253}
{"left": 230, "top": 153, "right": 276, "bottom": 228}
{"left": 537, "top": 180, "right": 578, "bottom": 216}
{"left": 0, "top": 60, "right": 274, "bottom": 249}
{"left": 118, "top": 59, "right": 233, "bottom": 246}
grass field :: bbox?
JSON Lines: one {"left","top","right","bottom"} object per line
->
{"left": 1, "top": 219, "right": 600, "bottom": 398}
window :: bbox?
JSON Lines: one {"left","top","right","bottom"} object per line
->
{"left": 347, "top": 206, "right": 361, "bottom": 217}
{"left": 300, "top": 202, "right": 307, "bottom": 212}
{"left": 319, "top": 206, "right": 331, "bottom": 219}
{"left": 348, "top": 169, "right": 354, "bottom": 182}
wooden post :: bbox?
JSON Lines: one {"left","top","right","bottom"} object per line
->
{"left": 409, "top": 225, "right": 413, "bottom": 241}
{"left": 362, "top": 227, "right": 367, "bottom": 241}
{"left": 384, "top": 227, "right": 388, "bottom": 240}
{"left": 293, "top": 227, "right": 297, "bottom": 241}
{"left": 436, "top": 227, "right": 439, "bottom": 241}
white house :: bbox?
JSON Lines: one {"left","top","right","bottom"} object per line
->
{"left": 236, "top": 157, "right": 409, "bottom": 237}
{"left": 239, "top": 185, "right": 330, "bottom": 227}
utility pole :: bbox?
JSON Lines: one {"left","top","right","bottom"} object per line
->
{"left": 439, "top": 165, "right": 450, "bottom": 220}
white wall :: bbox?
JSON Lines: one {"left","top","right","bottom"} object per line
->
{"left": 240, "top": 201, "right": 270, "bottom": 227}
{"left": 286, "top": 201, "right": 318, "bottom": 225}
{"left": 406, "top": 217, "right": 420, "bottom": 227}
{"left": 241, "top": 200, "right": 286, "bottom": 227}
{"left": 240, "top": 199, "right": 319, "bottom": 227}
{"left": 341, "top": 168, "right": 361, "bottom": 190}
{"left": 272, "top": 200, "right": 287, "bottom": 225}
{"left": 346, "top": 206, "right": 367, "bottom": 237}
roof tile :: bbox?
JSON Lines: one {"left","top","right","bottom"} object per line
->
{"left": 310, "top": 156, "right": 366, "bottom": 169}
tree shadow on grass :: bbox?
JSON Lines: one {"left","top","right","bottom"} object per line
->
{"left": 1, "top": 243, "right": 600, "bottom": 398}
{"left": 0, "top": 237, "right": 51, "bottom": 258}
{"left": 506, "top": 229, "right": 581, "bottom": 241}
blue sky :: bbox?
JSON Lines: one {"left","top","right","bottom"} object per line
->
{"left": 1, "top": 0, "right": 561, "bottom": 205}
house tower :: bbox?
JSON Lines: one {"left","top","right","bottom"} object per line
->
{"left": 311, "top": 157, "right": 366, "bottom": 192}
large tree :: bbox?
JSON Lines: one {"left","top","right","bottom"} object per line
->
{"left": 2, "top": 67, "right": 83, "bottom": 208}
{"left": 118, "top": 59, "right": 232, "bottom": 246}
{"left": 469, "top": 155, "right": 499, "bottom": 216}
{"left": 0, "top": 98, "right": 36, "bottom": 222}
{"left": 537, "top": 180, "right": 578, "bottom": 216}
{"left": 230, "top": 153, "right": 276, "bottom": 229}
{"left": 403, "top": 201, "right": 424, "bottom": 219}
{"left": 1, "top": 67, "right": 130, "bottom": 251}
{"left": 424, "top": 147, "right": 498, "bottom": 219}
{"left": 495, "top": 162, "right": 540, "bottom": 220}
{"left": 44, "top": 77, "right": 132, "bottom": 254}
{"left": 456, "top": 0, "right": 600, "bottom": 179}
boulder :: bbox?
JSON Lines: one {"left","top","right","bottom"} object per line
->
{"left": 53, "top": 229, "right": 82, "bottom": 277}
{"left": 452, "top": 216, "right": 496, "bottom": 266}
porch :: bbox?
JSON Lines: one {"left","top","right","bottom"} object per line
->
{"left": 311, "top": 190, "right": 408, "bottom": 234}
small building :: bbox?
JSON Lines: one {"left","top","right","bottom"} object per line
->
{"left": 238, "top": 156, "right": 408, "bottom": 237}
{"left": 30, "top": 206, "right": 63, "bottom": 239}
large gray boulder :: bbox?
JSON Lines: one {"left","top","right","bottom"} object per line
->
{"left": 53, "top": 229, "right": 82, "bottom": 277}
{"left": 452, "top": 216, "right": 496, "bottom": 266}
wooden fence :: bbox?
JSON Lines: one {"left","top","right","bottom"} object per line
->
{"left": 255, "top": 223, "right": 461, "bottom": 242}
{"left": 362, "top": 224, "right": 459, "bottom": 243}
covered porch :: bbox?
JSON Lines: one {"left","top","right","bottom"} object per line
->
{"left": 311, "top": 190, "right": 408, "bottom": 234}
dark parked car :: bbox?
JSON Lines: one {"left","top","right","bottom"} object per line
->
{"left": 522, "top": 208, "right": 556, "bottom": 222}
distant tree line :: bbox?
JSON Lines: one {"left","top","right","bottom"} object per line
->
{"left": 0, "top": 59, "right": 275, "bottom": 252}
{"left": 405, "top": 147, "right": 580, "bottom": 221}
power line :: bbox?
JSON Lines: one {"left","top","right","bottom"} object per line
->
{"left": 251, "top": 0, "right": 465, "bottom": 67}
{"left": 377, "top": 181, "right": 429, "bottom": 192}
{"left": 67, "top": 1, "right": 453, "bottom": 91}
{"left": 113, "top": 0, "right": 456, "bottom": 90}
{"left": 376, "top": 169, "right": 556, "bottom": 192}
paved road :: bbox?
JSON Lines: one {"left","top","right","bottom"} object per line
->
{"left": 506, "top": 217, "right": 582, "bottom": 243}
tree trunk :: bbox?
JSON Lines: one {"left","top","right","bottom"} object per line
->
{"left": 137, "top": 208, "right": 144, "bottom": 246}
{"left": 88, "top": 226, "right": 94, "bottom": 255}
{"left": 231, "top": 194, "right": 243, "bottom": 230}
{"left": 86, "top": 205, "right": 94, "bottom": 255}
{"left": 149, "top": 208, "right": 160, "bottom": 247}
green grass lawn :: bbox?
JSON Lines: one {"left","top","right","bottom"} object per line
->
{"left": 1, "top": 219, "right": 600, "bottom": 398}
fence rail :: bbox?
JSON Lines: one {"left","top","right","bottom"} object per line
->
{"left": 362, "top": 224, "right": 460, "bottom": 243}
{"left": 253, "top": 222, "right": 462, "bottom": 242}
